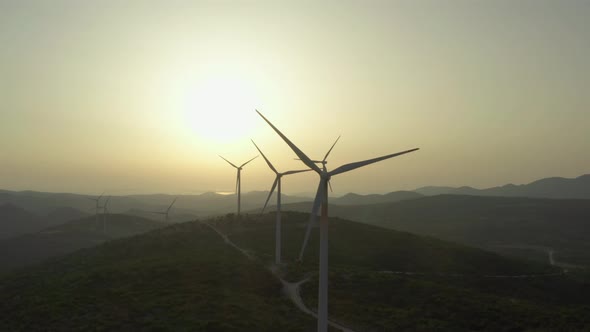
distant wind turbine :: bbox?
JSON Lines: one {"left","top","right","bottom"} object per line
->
{"left": 256, "top": 110, "right": 418, "bottom": 332}
{"left": 102, "top": 196, "right": 111, "bottom": 235}
{"left": 251, "top": 139, "right": 311, "bottom": 265}
{"left": 219, "top": 155, "right": 258, "bottom": 217}
{"left": 86, "top": 192, "right": 104, "bottom": 227}
{"left": 150, "top": 197, "right": 177, "bottom": 222}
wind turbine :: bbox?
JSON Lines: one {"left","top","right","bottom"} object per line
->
{"left": 86, "top": 192, "right": 104, "bottom": 227}
{"left": 295, "top": 135, "right": 341, "bottom": 261}
{"left": 256, "top": 110, "right": 418, "bottom": 332}
{"left": 251, "top": 139, "right": 311, "bottom": 265}
{"left": 219, "top": 155, "right": 258, "bottom": 217}
{"left": 150, "top": 197, "right": 177, "bottom": 222}
{"left": 102, "top": 196, "right": 111, "bottom": 235}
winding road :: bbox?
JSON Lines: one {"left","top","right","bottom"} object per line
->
{"left": 491, "top": 244, "right": 584, "bottom": 272}
{"left": 200, "top": 220, "right": 357, "bottom": 332}
{"left": 379, "top": 270, "right": 564, "bottom": 278}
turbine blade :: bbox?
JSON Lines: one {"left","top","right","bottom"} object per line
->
{"left": 329, "top": 148, "right": 419, "bottom": 176}
{"left": 328, "top": 180, "right": 333, "bottom": 193}
{"left": 323, "top": 135, "right": 341, "bottom": 162}
{"left": 235, "top": 172, "right": 239, "bottom": 194}
{"left": 299, "top": 179, "right": 325, "bottom": 261}
{"left": 294, "top": 158, "right": 324, "bottom": 163}
{"left": 167, "top": 197, "right": 177, "bottom": 212}
{"left": 219, "top": 155, "right": 238, "bottom": 168}
{"left": 282, "top": 169, "right": 312, "bottom": 176}
{"left": 256, "top": 110, "right": 321, "bottom": 173}
{"left": 261, "top": 177, "right": 279, "bottom": 215}
{"left": 239, "top": 155, "right": 259, "bottom": 168}
{"left": 251, "top": 140, "right": 278, "bottom": 174}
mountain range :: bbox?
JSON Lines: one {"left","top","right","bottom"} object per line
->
{"left": 415, "top": 174, "right": 590, "bottom": 199}
{"left": 1, "top": 174, "right": 588, "bottom": 223}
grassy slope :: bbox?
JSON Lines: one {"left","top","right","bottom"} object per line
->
{"left": 300, "top": 271, "right": 590, "bottom": 332}
{"left": 0, "top": 221, "right": 315, "bottom": 331}
{"left": 220, "top": 212, "right": 590, "bottom": 331}
{"left": 280, "top": 195, "right": 590, "bottom": 266}
{"left": 222, "top": 212, "right": 555, "bottom": 276}
{"left": 0, "top": 214, "right": 165, "bottom": 273}
{"left": 2, "top": 212, "right": 589, "bottom": 331}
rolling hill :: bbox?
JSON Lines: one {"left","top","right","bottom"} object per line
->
{"left": 0, "top": 214, "right": 165, "bottom": 273}
{"left": 0, "top": 203, "right": 41, "bottom": 239}
{"left": 329, "top": 190, "right": 422, "bottom": 205}
{"left": 1, "top": 213, "right": 588, "bottom": 331}
{"left": 0, "top": 219, "right": 315, "bottom": 331}
{"left": 212, "top": 213, "right": 590, "bottom": 331}
{"left": 0, "top": 203, "right": 89, "bottom": 239}
{"left": 280, "top": 195, "right": 590, "bottom": 267}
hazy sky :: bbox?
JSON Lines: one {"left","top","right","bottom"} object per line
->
{"left": 1, "top": 0, "right": 589, "bottom": 195}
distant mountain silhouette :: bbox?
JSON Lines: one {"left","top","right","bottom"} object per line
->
{"left": 0, "top": 203, "right": 42, "bottom": 239}
{"left": 45, "top": 206, "right": 89, "bottom": 224}
{"left": 2, "top": 173, "right": 588, "bottom": 222}
{"left": 412, "top": 186, "right": 457, "bottom": 196}
{"left": 280, "top": 195, "right": 590, "bottom": 267}
{"left": 415, "top": 174, "right": 590, "bottom": 199}
{"left": 0, "top": 190, "right": 312, "bottom": 219}
{"left": 0, "top": 214, "right": 164, "bottom": 273}
{"left": 330, "top": 190, "right": 422, "bottom": 205}
{"left": 0, "top": 204, "right": 90, "bottom": 240}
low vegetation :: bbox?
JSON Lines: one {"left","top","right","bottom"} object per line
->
{"left": 1, "top": 212, "right": 589, "bottom": 331}
{"left": 0, "top": 221, "right": 315, "bottom": 331}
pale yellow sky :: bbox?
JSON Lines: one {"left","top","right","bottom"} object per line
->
{"left": 1, "top": 0, "right": 589, "bottom": 195}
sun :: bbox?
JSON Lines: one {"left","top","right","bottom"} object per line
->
{"left": 184, "top": 75, "right": 261, "bottom": 144}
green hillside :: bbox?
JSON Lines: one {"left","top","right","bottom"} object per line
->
{"left": 219, "top": 212, "right": 590, "bottom": 331}
{"left": 223, "top": 212, "right": 555, "bottom": 276}
{"left": 0, "top": 220, "right": 315, "bottom": 331}
{"left": 300, "top": 270, "right": 590, "bottom": 331}
{"left": 0, "top": 214, "right": 165, "bottom": 273}
{"left": 1, "top": 213, "right": 588, "bottom": 331}
{"left": 280, "top": 195, "right": 590, "bottom": 267}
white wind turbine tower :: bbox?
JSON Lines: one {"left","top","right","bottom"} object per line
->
{"left": 219, "top": 155, "right": 258, "bottom": 217}
{"left": 150, "top": 197, "right": 177, "bottom": 222}
{"left": 102, "top": 196, "right": 111, "bottom": 235}
{"left": 86, "top": 193, "right": 104, "bottom": 227}
{"left": 256, "top": 110, "right": 418, "bottom": 332}
{"left": 251, "top": 139, "right": 311, "bottom": 265}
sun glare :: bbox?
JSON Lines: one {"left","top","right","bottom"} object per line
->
{"left": 185, "top": 75, "right": 260, "bottom": 144}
